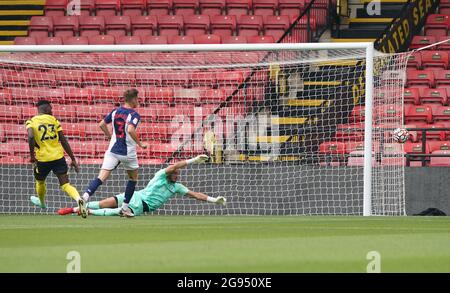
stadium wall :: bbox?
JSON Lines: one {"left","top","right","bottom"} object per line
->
{"left": 0, "top": 165, "right": 448, "bottom": 215}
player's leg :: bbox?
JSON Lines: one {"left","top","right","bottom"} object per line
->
{"left": 82, "top": 152, "right": 117, "bottom": 202}
{"left": 119, "top": 157, "right": 139, "bottom": 217}
{"left": 86, "top": 195, "right": 122, "bottom": 216}
{"left": 30, "top": 161, "right": 51, "bottom": 209}
{"left": 58, "top": 196, "right": 118, "bottom": 215}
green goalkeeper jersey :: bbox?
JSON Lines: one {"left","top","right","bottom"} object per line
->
{"left": 136, "top": 169, "right": 189, "bottom": 211}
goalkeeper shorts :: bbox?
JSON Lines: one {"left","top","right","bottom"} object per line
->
{"left": 114, "top": 193, "right": 144, "bottom": 216}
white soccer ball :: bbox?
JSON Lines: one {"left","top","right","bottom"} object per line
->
{"left": 393, "top": 128, "right": 410, "bottom": 143}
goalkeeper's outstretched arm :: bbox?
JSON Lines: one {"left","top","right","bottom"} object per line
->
{"left": 165, "top": 154, "right": 209, "bottom": 174}
{"left": 187, "top": 190, "right": 227, "bottom": 206}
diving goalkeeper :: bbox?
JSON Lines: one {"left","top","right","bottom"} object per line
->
{"left": 57, "top": 155, "right": 226, "bottom": 216}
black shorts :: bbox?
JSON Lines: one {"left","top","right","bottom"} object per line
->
{"left": 34, "top": 157, "right": 68, "bottom": 181}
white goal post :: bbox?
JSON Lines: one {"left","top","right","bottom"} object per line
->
{"left": 0, "top": 43, "right": 406, "bottom": 216}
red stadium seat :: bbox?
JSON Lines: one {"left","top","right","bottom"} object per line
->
{"left": 178, "top": 52, "right": 206, "bottom": 66}
{"left": 433, "top": 106, "right": 450, "bottom": 122}
{"left": 61, "top": 122, "right": 87, "bottom": 139}
{"left": 441, "top": 0, "right": 450, "bottom": 14}
{"left": 53, "top": 16, "right": 79, "bottom": 38}
{"left": 421, "top": 88, "right": 448, "bottom": 105}
{"left": 263, "top": 15, "right": 290, "bottom": 40}
{"left": 435, "top": 70, "right": 450, "bottom": 87}
{"left": 27, "top": 70, "right": 57, "bottom": 87}
{"left": 117, "top": 35, "right": 142, "bottom": 44}
{"left": 253, "top": 0, "right": 277, "bottom": 16}
{"left": 105, "top": 69, "right": 136, "bottom": 86}
{"left": 29, "top": 16, "right": 53, "bottom": 38}
{"left": 232, "top": 51, "right": 262, "bottom": 63}
{"left": 152, "top": 52, "right": 181, "bottom": 67}
{"left": 237, "top": 15, "right": 263, "bottom": 37}
{"left": 0, "top": 156, "right": 25, "bottom": 165}
{"left": 2, "top": 70, "right": 28, "bottom": 87}
{"left": 279, "top": 0, "right": 304, "bottom": 17}
{"left": 83, "top": 71, "right": 108, "bottom": 86}
{"left": 163, "top": 70, "right": 189, "bottom": 86}
{"left": 131, "top": 15, "right": 157, "bottom": 36}
{"left": 221, "top": 35, "right": 247, "bottom": 43}
{"left": 421, "top": 51, "right": 449, "bottom": 69}
{"left": 429, "top": 140, "right": 450, "bottom": 152}
{"left": 63, "top": 36, "right": 89, "bottom": 45}
{"left": 11, "top": 88, "right": 41, "bottom": 104}
{"left": 0, "top": 105, "right": 21, "bottom": 123}
{"left": 95, "top": 0, "right": 119, "bottom": 16}
{"left": 190, "top": 70, "right": 215, "bottom": 86}
{"left": 146, "top": 0, "right": 172, "bottom": 15}
{"left": 94, "top": 52, "right": 126, "bottom": 65}
{"left": 52, "top": 104, "right": 76, "bottom": 122}
{"left": 38, "top": 87, "right": 65, "bottom": 104}
{"left": 403, "top": 88, "right": 421, "bottom": 105}
{"left": 44, "top": 0, "right": 67, "bottom": 17}
{"left": 14, "top": 37, "right": 37, "bottom": 45}
{"left": 334, "top": 123, "right": 364, "bottom": 141}
{"left": 347, "top": 151, "right": 378, "bottom": 167}
{"left": 145, "top": 87, "right": 173, "bottom": 104}
{"left": 210, "top": 15, "right": 236, "bottom": 37}
{"left": 125, "top": 52, "right": 153, "bottom": 65}
{"left": 200, "top": 88, "right": 226, "bottom": 103}
{"left": 77, "top": 104, "right": 113, "bottom": 121}
{"left": 158, "top": 15, "right": 184, "bottom": 36}
{"left": 135, "top": 70, "right": 163, "bottom": 85}
{"left": 409, "top": 36, "right": 437, "bottom": 50}
{"left": 416, "top": 123, "right": 446, "bottom": 141}
{"left": 404, "top": 141, "right": 430, "bottom": 155}
{"left": 318, "top": 141, "right": 346, "bottom": 165}
{"left": 405, "top": 105, "right": 433, "bottom": 124}
{"left": 0, "top": 89, "right": 12, "bottom": 105}
{"left": 21, "top": 106, "right": 37, "bottom": 121}
{"left": 349, "top": 105, "right": 365, "bottom": 123}
{"left": 2, "top": 123, "right": 26, "bottom": 141}
{"left": 424, "top": 14, "right": 449, "bottom": 37}
{"left": 246, "top": 35, "right": 274, "bottom": 43}
{"left": 429, "top": 150, "right": 450, "bottom": 166}
{"left": 173, "top": 87, "right": 203, "bottom": 104}
{"left": 121, "top": 0, "right": 146, "bottom": 16}
{"left": 79, "top": 16, "right": 105, "bottom": 37}
{"left": 437, "top": 36, "right": 450, "bottom": 50}
{"left": 168, "top": 35, "right": 194, "bottom": 44}
{"left": 194, "top": 34, "right": 221, "bottom": 44}
{"left": 199, "top": 0, "right": 225, "bottom": 16}
{"left": 406, "top": 52, "right": 422, "bottom": 69}
{"left": 139, "top": 123, "right": 169, "bottom": 141}
{"left": 204, "top": 51, "right": 232, "bottom": 65}
{"left": 173, "top": 0, "right": 199, "bottom": 15}
{"left": 184, "top": 14, "right": 210, "bottom": 36}
{"left": 105, "top": 15, "right": 131, "bottom": 38}
{"left": 406, "top": 69, "right": 435, "bottom": 87}
{"left": 83, "top": 122, "right": 109, "bottom": 139}
{"left": 62, "top": 87, "right": 92, "bottom": 104}
{"left": 36, "top": 36, "right": 63, "bottom": 45}
{"left": 141, "top": 35, "right": 168, "bottom": 44}
{"left": 71, "top": 141, "right": 98, "bottom": 158}
{"left": 88, "top": 34, "right": 115, "bottom": 44}
{"left": 226, "top": 0, "right": 250, "bottom": 16}
{"left": 137, "top": 106, "right": 159, "bottom": 121}
{"left": 216, "top": 70, "right": 244, "bottom": 85}
{"left": 88, "top": 86, "right": 124, "bottom": 104}
{"left": 78, "top": 0, "right": 95, "bottom": 16}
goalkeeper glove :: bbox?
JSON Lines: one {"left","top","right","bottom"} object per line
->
{"left": 207, "top": 196, "right": 227, "bottom": 206}
{"left": 186, "top": 154, "right": 209, "bottom": 165}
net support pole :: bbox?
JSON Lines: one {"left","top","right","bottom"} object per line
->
{"left": 363, "top": 43, "right": 374, "bottom": 216}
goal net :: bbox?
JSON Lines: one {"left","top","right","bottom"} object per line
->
{"left": 0, "top": 44, "right": 407, "bottom": 216}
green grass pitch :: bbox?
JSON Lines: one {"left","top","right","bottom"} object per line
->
{"left": 0, "top": 215, "right": 449, "bottom": 272}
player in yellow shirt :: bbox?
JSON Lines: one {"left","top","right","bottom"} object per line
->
{"left": 26, "top": 100, "right": 87, "bottom": 218}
